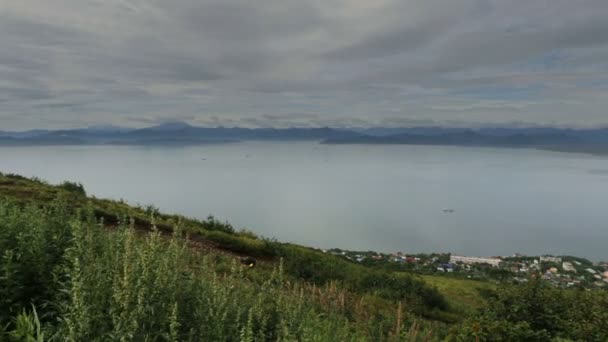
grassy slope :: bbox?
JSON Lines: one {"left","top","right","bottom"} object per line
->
{"left": 0, "top": 197, "right": 407, "bottom": 340}
{"left": 420, "top": 275, "right": 493, "bottom": 315}
{"left": 0, "top": 171, "right": 488, "bottom": 324}
{"left": 0, "top": 173, "right": 274, "bottom": 257}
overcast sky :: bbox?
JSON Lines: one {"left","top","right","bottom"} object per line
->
{"left": 1, "top": 0, "right": 608, "bottom": 130}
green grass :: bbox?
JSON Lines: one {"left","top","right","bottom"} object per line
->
{"left": 419, "top": 275, "right": 494, "bottom": 314}
{"left": 0, "top": 172, "right": 276, "bottom": 257}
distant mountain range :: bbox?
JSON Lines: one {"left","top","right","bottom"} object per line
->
{"left": 0, "top": 121, "right": 360, "bottom": 146}
{"left": 2, "top": 121, "right": 608, "bottom": 154}
{"left": 323, "top": 127, "right": 608, "bottom": 154}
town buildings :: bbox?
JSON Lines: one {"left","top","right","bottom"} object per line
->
{"left": 540, "top": 256, "right": 562, "bottom": 263}
{"left": 449, "top": 255, "right": 502, "bottom": 267}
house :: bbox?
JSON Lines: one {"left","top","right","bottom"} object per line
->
{"left": 586, "top": 268, "right": 597, "bottom": 275}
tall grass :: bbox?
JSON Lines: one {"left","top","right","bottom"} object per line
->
{"left": 0, "top": 199, "right": 443, "bottom": 341}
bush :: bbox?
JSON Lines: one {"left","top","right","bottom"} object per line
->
{"left": 58, "top": 181, "right": 86, "bottom": 196}
{"left": 4, "top": 173, "right": 29, "bottom": 181}
{"left": 201, "top": 215, "right": 235, "bottom": 234}
{"left": 451, "top": 277, "right": 608, "bottom": 341}
{"left": 144, "top": 204, "right": 160, "bottom": 217}
{"left": 204, "top": 230, "right": 276, "bottom": 257}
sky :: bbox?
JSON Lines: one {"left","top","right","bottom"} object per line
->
{"left": 1, "top": 0, "right": 608, "bottom": 130}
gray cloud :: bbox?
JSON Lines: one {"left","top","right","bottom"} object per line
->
{"left": 0, "top": 86, "right": 52, "bottom": 101}
{"left": 1, "top": 0, "right": 608, "bottom": 129}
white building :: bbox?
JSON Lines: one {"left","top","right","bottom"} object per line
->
{"left": 540, "top": 256, "right": 562, "bottom": 263}
{"left": 562, "top": 262, "right": 577, "bottom": 273}
{"left": 450, "top": 255, "right": 502, "bottom": 267}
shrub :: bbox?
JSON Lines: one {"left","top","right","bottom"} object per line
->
{"left": 4, "top": 173, "right": 29, "bottom": 181}
{"left": 204, "top": 230, "right": 277, "bottom": 257}
{"left": 58, "top": 181, "right": 86, "bottom": 196}
{"left": 202, "top": 215, "right": 235, "bottom": 234}
{"left": 144, "top": 204, "right": 160, "bottom": 217}
{"left": 451, "top": 277, "right": 608, "bottom": 341}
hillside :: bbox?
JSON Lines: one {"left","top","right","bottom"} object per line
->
{"left": 0, "top": 172, "right": 456, "bottom": 340}
{"left": 1, "top": 171, "right": 607, "bottom": 341}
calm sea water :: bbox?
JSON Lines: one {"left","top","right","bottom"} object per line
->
{"left": 1, "top": 142, "right": 607, "bottom": 260}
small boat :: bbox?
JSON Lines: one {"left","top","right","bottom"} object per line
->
{"left": 442, "top": 209, "right": 455, "bottom": 213}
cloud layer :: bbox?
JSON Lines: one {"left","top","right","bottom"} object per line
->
{"left": 1, "top": 0, "right": 608, "bottom": 129}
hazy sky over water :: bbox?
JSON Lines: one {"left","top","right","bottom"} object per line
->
{"left": 2, "top": 0, "right": 608, "bottom": 129}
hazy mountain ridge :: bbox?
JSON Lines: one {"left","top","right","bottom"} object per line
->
{"left": 0, "top": 121, "right": 362, "bottom": 146}
{"left": 324, "top": 130, "right": 583, "bottom": 145}
{"left": 323, "top": 128, "right": 608, "bottom": 154}
{"left": 2, "top": 122, "right": 608, "bottom": 153}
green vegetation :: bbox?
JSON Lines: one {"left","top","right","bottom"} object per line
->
{"left": 0, "top": 171, "right": 606, "bottom": 341}
{"left": 58, "top": 181, "right": 86, "bottom": 196}
{"left": 0, "top": 173, "right": 448, "bottom": 340}
{"left": 420, "top": 275, "right": 494, "bottom": 315}
{"left": 452, "top": 279, "right": 608, "bottom": 341}
{"left": 0, "top": 199, "right": 378, "bottom": 340}
{"left": 0, "top": 172, "right": 447, "bottom": 316}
